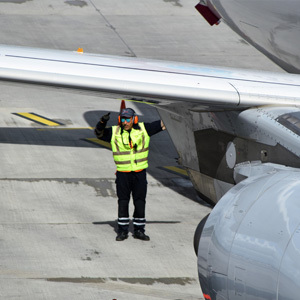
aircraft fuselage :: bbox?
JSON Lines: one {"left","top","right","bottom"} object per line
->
{"left": 207, "top": 0, "right": 300, "bottom": 74}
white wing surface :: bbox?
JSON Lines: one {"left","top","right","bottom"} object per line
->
{"left": 1, "top": 45, "right": 300, "bottom": 107}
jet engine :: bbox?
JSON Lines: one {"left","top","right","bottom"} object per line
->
{"left": 195, "top": 169, "right": 300, "bottom": 300}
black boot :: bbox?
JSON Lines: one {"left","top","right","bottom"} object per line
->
{"left": 116, "top": 231, "right": 128, "bottom": 241}
{"left": 133, "top": 231, "right": 150, "bottom": 241}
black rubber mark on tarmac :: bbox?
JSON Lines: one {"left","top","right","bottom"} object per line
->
{"left": 46, "top": 277, "right": 196, "bottom": 285}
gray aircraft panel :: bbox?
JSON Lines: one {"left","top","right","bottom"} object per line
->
{"left": 208, "top": 0, "right": 300, "bottom": 73}
{"left": 198, "top": 169, "right": 300, "bottom": 299}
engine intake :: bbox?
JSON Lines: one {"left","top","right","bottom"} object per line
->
{"left": 196, "top": 170, "right": 300, "bottom": 299}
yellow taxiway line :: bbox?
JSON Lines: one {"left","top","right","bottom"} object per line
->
{"left": 13, "top": 112, "right": 64, "bottom": 126}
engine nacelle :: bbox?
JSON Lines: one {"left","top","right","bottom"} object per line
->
{"left": 196, "top": 170, "right": 300, "bottom": 300}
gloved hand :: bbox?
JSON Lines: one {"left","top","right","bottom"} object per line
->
{"left": 95, "top": 112, "right": 110, "bottom": 137}
{"left": 101, "top": 112, "right": 110, "bottom": 123}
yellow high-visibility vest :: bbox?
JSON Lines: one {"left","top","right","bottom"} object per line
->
{"left": 111, "top": 123, "right": 150, "bottom": 171}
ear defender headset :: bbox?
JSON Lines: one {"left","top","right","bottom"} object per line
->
{"left": 118, "top": 108, "right": 138, "bottom": 125}
{"left": 132, "top": 111, "right": 138, "bottom": 124}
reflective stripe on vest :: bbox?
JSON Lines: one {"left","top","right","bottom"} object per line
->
{"left": 111, "top": 123, "right": 150, "bottom": 171}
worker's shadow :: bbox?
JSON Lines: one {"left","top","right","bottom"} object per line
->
{"left": 93, "top": 220, "right": 181, "bottom": 234}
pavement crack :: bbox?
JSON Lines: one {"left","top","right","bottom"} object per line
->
{"left": 88, "top": 0, "right": 136, "bottom": 57}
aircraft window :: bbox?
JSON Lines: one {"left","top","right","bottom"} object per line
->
{"left": 276, "top": 112, "right": 300, "bottom": 135}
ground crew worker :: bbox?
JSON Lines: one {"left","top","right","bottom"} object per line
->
{"left": 94, "top": 108, "right": 166, "bottom": 241}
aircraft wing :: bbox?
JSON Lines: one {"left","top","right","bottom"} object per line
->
{"left": 1, "top": 45, "right": 300, "bottom": 108}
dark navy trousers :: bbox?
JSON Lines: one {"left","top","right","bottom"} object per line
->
{"left": 115, "top": 169, "right": 147, "bottom": 233}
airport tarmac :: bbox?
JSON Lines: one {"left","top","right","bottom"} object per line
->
{"left": 0, "top": 0, "right": 283, "bottom": 299}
